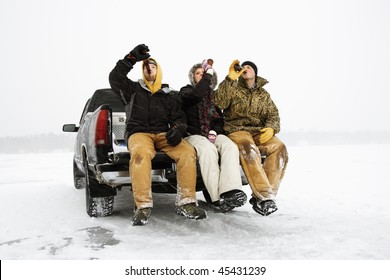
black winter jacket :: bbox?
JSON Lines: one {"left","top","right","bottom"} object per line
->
{"left": 109, "top": 59, "right": 187, "bottom": 137}
{"left": 179, "top": 72, "right": 224, "bottom": 136}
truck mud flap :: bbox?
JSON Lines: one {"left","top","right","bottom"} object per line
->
{"left": 89, "top": 182, "right": 117, "bottom": 198}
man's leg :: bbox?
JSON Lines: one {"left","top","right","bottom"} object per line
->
{"left": 228, "top": 131, "right": 274, "bottom": 201}
{"left": 254, "top": 136, "right": 289, "bottom": 195}
{"left": 128, "top": 133, "right": 156, "bottom": 209}
{"left": 156, "top": 133, "right": 206, "bottom": 219}
{"left": 156, "top": 134, "right": 197, "bottom": 206}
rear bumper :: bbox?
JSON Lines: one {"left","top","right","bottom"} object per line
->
{"left": 97, "top": 168, "right": 176, "bottom": 185}
{"left": 96, "top": 161, "right": 177, "bottom": 187}
{"left": 95, "top": 151, "right": 206, "bottom": 191}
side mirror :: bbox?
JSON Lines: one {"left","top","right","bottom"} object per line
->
{"left": 62, "top": 124, "right": 79, "bottom": 132}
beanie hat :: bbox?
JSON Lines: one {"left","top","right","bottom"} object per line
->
{"left": 143, "top": 58, "right": 157, "bottom": 67}
{"left": 241, "top": 61, "right": 258, "bottom": 76}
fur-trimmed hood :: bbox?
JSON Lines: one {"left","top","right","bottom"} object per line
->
{"left": 188, "top": 63, "right": 218, "bottom": 90}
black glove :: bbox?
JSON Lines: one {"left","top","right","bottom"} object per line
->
{"left": 166, "top": 127, "right": 182, "bottom": 146}
{"left": 126, "top": 44, "right": 150, "bottom": 63}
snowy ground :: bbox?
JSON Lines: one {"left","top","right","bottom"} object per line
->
{"left": 1, "top": 144, "right": 390, "bottom": 261}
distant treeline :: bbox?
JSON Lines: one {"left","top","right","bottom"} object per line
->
{"left": 1, "top": 131, "right": 390, "bottom": 154}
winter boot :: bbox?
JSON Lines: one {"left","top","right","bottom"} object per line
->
{"left": 219, "top": 189, "right": 247, "bottom": 212}
{"left": 210, "top": 200, "right": 234, "bottom": 213}
{"left": 249, "top": 197, "right": 278, "bottom": 216}
{"left": 132, "top": 207, "right": 152, "bottom": 226}
{"left": 175, "top": 203, "right": 207, "bottom": 220}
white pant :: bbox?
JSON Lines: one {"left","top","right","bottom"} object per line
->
{"left": 185, "top": 134, "right": 243, "bottom": 202}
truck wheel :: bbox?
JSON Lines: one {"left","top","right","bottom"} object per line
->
{"left": 73, "top": 160, "right": 85, "bottom": 189}
{"left": 84, "top": 160, "right": 114, "bottom": 217}
{"left": 87, "top": 196, "right": 114, "bottom": 217}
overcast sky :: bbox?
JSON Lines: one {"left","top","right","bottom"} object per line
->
{"left": 1, "top": 0, "right": 389, "bottom": 137}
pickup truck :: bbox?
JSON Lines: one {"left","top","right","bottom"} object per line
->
{"left": 62, "top": 88, "right": 208, "bottom": 217}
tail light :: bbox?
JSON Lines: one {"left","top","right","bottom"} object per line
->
{"left": 95, "top": 110, "right": 110, "bottom": 145}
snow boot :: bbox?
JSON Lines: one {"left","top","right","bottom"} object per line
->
{"left": 249, "top": 197, "right": 278, "bottom": 216}
{"left": 219, "top": 189, "right": 247, "bottom": 212}
{"left": 132, "top": 207, "right": 152, "bottom": 226}
{"left": 210, "top": 200, "right": 234, "bottom": 213}
{"left": 175, "top": 203, "right": 207, "bottom": 220}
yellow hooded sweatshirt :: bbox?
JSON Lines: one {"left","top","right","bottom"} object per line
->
{"left": 142, "top": 58, "right": 162, "bottom": 94}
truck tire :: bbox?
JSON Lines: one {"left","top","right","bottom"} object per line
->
{"left": 83, "top": 160, "right": 114, "bottom": 217}
{"left": 87, "top": 196, "right": 114, "bottom": 218}
{"left": 73, "top": 160, "right": 85, "bottom": 189}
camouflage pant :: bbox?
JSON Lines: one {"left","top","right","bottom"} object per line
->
{"left": 228, "top": 131, "right": 288, "bottom": 200}
{"left": 128, "top": 132, "right": 198, "bottom": 209}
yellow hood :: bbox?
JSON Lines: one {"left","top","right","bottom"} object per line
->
{"left": 142, "top": 58, "right": 162, "bottom": 94}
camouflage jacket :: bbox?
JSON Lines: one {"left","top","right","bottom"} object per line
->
{"left": 214, "top": 76, "right": 280, "bottom": 134}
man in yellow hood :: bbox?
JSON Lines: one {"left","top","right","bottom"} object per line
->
{"left": 109, "top": 43, "right": 207, "bottom": 225}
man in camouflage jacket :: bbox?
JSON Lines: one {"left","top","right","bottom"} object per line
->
{"left": 214, "top": 60, "right": 288, "bottom": 216}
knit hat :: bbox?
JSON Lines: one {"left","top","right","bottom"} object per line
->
{"left": 241, "top": 61, "right": 258, "bottom": 76}
{"left": 144, "top": 58, "right": 157, "bottom": 67}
